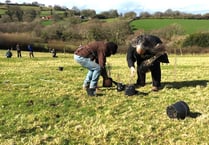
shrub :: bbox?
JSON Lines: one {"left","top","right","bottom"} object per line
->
{"left": 182, "top": 32, "right": 209, "bottom": 47}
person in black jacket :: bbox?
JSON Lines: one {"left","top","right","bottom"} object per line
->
{"left": 127, "top": 34, "right": 169, "bottom": 91}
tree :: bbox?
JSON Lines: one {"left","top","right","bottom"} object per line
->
{"left": 32, "top": 1, "right": 39, "bottom": 6}
{"left": 5, "top": 0, "right": 11, "bottom": 4}
{"left": 139, "top": 11, "right": 151, "bottom": 18}
{"left": 99, "top": 9, "right": 119, "bottom": 18}
{"left": 124, "top": 11, "right": 137, "bottom": 19}
{"left": 71, "top": 6, "right": 80, "bottom": 16}
{"left": 5, "top": 6, "right": 14, "bottom": 21}
{"left": 80, "top": 9, "right": 96, "bottom": 18}
{"left": 23, "top": 9, "right": 38, "bottom": 22}
{"left": 5, "top": 6, "right": 23, "bottom": 21}
{"left": 108, "top": 9, "right": 119, "bottom": 18}
{"left": 153, "top": 11, "right": 163, "bottom": 18}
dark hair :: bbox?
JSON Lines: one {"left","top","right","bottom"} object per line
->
{"left": 106, "top": 42, "right": 118, "bottom": 55}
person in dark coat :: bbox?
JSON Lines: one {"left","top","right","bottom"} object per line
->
{"left": 127, "top": 34, "right": 169, "bottom": 91}
{"left": 74, "top": 41, "right": 118, "bottom": 96}
{"left": 28, "top": 44, "right": 34, "bottom": 58}
{"left": 16, "top": 44, "right": 22, "bottom": 58}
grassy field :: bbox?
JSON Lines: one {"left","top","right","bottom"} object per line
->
{"left": 0, "top": 50, "right": 209, "bottom": 144}
{"left": 130, "top": 19, "right": 209, "bottom": 34}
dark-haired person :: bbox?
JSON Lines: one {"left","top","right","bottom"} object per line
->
{"left": 127, "top": 34, "right": 169, "bottom": 91}
{"left": 74, "top": 41, "right": 118, "bottom": 96}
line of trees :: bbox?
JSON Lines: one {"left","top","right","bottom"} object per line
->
{"left": 1, "top": 2, "right": 209, "bottom": 23}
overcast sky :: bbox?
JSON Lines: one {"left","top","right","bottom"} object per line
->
{"left": 4, "top": 0, "right": 209, "bottom": 14}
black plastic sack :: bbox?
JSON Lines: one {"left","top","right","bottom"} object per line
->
{"left": 59, "top": 66, "right": 64, "bottom": 71}
{"left": 116, "top": 83, "right": 126, "bottom": 92}
{"left": 166, "top": 101, "right": 190, "bottom": 120}
{"left": 125, "top": 85, "right": 138, "bottom": 96}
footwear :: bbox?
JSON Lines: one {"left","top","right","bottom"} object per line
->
{"left": 86, "top": 88, "right": 96, "bottom": 96}
{"left": 152, "top": 86, "right": 159, "bottom": 92}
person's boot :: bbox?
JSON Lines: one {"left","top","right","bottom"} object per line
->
{"left": 86, "top": 88, "right": 96, "bottom": 96}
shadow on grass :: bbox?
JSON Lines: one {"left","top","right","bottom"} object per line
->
{"left": 162, "top": 80, "right": 208, "bottom": 89}
{"left": 98, "top": 87, "right": 150, "bottom": 97}
{"left": 136, "top": 91, "right": 150, "bottom": 96}
{"left": 189, "top": 112, "right": 202, "bottom": 118}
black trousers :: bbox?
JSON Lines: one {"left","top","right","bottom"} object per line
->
{"left": 136, "top": 61, "right": 161, "bottom": 87}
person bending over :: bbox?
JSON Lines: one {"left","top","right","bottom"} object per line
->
{"left": 74, "top": 41, "right": 118, "bottom": 96}
{"left": 127, "top": 34, "right": 169, "bottom": 91}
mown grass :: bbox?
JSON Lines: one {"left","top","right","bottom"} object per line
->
{"left": 0, "top": 50, "right": 208, "bottom": 144}
{"left": 130, "top": 19, "right": 209, "bottom": 34}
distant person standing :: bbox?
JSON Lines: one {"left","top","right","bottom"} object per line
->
{"left": 51, "top": 48, "right": 57, "bottom": 57}
{"left": 16, "top": 43, "right": 22, "bottom": 57}
{"left": 28, "top": 44, "right": 34, "bottom": 58}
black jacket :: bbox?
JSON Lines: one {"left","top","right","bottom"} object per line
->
{"left": 127, "top": 35, "right": 169, "bottom": 68}
{"left": 127, "top": 45, "right": 169, "bottom": 68}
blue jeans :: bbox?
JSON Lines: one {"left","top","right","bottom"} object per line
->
{"left": 74, "top": 54, "right": 101, "bottom": 89}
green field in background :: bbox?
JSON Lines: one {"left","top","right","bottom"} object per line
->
{"left": 130, "top": 19, "right": 209, "bottom": 34}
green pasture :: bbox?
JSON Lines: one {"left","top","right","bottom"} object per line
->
{"left": 0, "top": 5, "right": 6, "bottom": 14}
{"left": 130, "top": 19, "right": 209, "bottom": 34}
{"left": 40, "top": 11, "right": 52, "bottom": 17}
{"left": 0, "top": 50, "right": 208, "bottom": 144}
{"left": 40, "top": 19, "right": 53, "bottom": 26}
{"left": 0, "top": 9, "right": 6, "bottom": 15}
{"left": 18, "top": 5, "right": 40, "bottom": 11}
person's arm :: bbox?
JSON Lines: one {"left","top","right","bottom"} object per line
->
{"left": 127, "top": 45, "right": 136, "bottom": 68}
{"left": 127, "top": 45, "right": 137, "bottom": 76}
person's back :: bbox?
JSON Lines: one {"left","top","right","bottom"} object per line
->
{"left": 74, "top": 41, "right": 118, "bottom": 96}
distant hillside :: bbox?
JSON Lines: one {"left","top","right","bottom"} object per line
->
{"left": 130, "top": 19, "right": 209, "bottom": 34}
{"left": 1, "top": 3, "right": 209, "bottom": 54}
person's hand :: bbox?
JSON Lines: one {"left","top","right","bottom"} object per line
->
{"left": 130, "top": 67, "right": 136, "bottom": 76}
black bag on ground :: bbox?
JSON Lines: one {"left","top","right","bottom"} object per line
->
{"left": 125, "top": 85, "right": 138, "bottom": 96}
{"left": 116, "top": 83, "right": 126, "bottom": 92}
{"left": 166, "top": 101, "right": 190, "bottom": 120}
